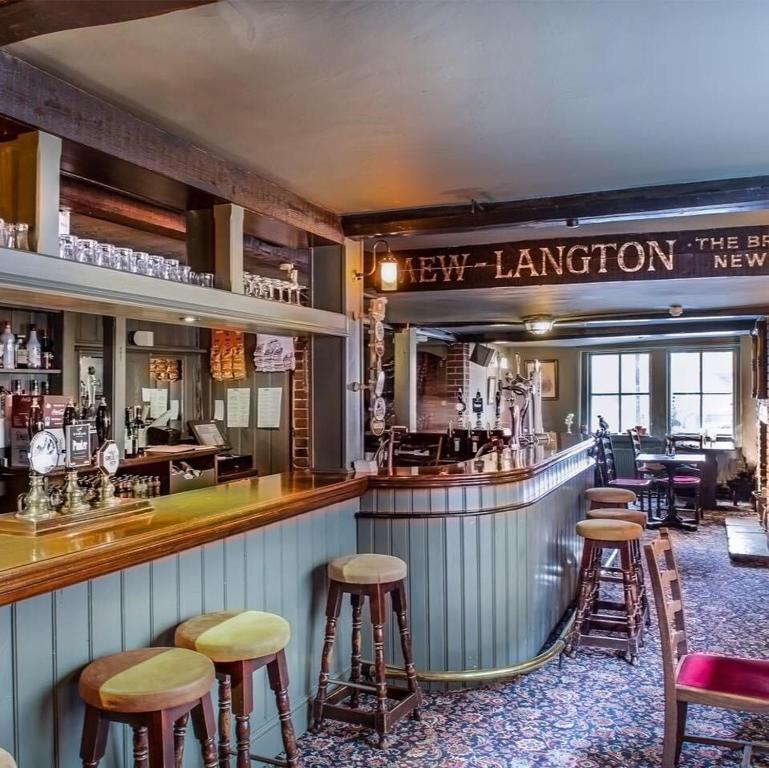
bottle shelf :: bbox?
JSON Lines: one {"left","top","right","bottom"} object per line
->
{"left": 0, "top": 369, "right": 61, "bottom": 374}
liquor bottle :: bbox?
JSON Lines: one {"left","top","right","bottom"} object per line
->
{"left": 95, "top": 397, "right": 111, "bottom": 445}
{"left": 30, "top": 379, "right": 40, "bottom": 397}
{"left": 26, "top": 326, "right": 41, "bottom": 369}
{"left": 14, "top": 334, "right": 27, "bottom": 368}
{"left": 0, "top": 321, "right": 15, "bottom": 369}
{"left": 63, "top": 398, "right": 77, "bottom": 429}
{"left": 40, "top": 381, "right": 49, "bottom": 396}
{"left": 124, "top": 407, "right": 137, "bottom": 458}
{"left": 12, "top": 379, "right": 22, "bottom": 396}
{"left": 27, "top": 397, "right": 44, "bottom": 440}
{"left": 133, "top": 406, "right": 146, "bottom": 455}
{"left": 41, "top": 329, "right": 54, "bottom": 370}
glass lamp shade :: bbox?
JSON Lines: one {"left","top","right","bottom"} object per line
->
{"left": 523, "top": 315, "right": 554, "bottom": 335}
{"left": 379, "top": 255, "right": 399, "bottom": 292}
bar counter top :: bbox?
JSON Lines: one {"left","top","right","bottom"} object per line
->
{"left": 370, "top": 434, "right": 593, "bottom": 487}
{"left": 0, "top": 471, "right": 366, "bottom": 606}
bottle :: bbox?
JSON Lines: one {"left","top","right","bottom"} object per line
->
{"left": 95, "top": 397, "right": 111, "bottom": 445}
{"left": 41, "top": 329, "right": 54, "bottom": 370}
{"left": 40, "top": 381, "right": 49, "bottom": 396}
{"left": 12, "top": 379, "right": 22, "bottom": 396}
{"left": 0, "top": 321, "right": 15, "bottom": 369}
{"left": 27, "top": 397, "right": 44, "bottom": 440}
{"left": 124, "top": 407, "right": 137, "bottom": 458}
{"left": 133, "top": 406, "right": 146, "bottom": 455}
{"left": 62, "top": 398, "right": 77, "bottom": 429}
{"left": 14, "top": 335, "right": 26, "bottom": 368}
{"left": 30, "top": 379, "right": 40, "bottom": 397}
{"left": 26, "top": 326, "right": 41, "bottom": 369}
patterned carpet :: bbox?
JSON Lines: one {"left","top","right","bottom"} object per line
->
{"left": 298, "top": 508, "right": 769, "bottom": 767}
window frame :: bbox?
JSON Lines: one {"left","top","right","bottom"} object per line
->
{"left": 587, "top": 351, "right": 651, "bottom": 434}
{"left": 667, "top": 347, "right": 736, "bottom": 437}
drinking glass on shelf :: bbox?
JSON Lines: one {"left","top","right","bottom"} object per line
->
{"left": 200, "top": 272, "right": 214, "bottom": 288}
{"left": 178, "top": 264, "right": 192, "bottom": 284}
{"left": 133, "top": 252, "right": 150, "bottom": 275}
{"left": 14, "top": 223, "right": 29, "bottom": 251}
{"left": 75, "top": 239, "right": 97, "bottom": 264}
{"left": 146, "top": 255, "right": 164, "bottom": 278}
{"left": 94, "top": 243, "right": 114, "bottom": 268}
{"left": 114, "top": 247, "right": 133, "bottom": 271}
{"left": 58, "top": 234, "right": 78, "bottom": 260}
{"left": 162, "top": 258, "right": 180, "bottom": 281}
{"left": 0, "top": 219, "right": 6, "bottom": 248}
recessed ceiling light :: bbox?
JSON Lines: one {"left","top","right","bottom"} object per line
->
{"left": 181, "top": 315, "right": 198, "bottom": 323}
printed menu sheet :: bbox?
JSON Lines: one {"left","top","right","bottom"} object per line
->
{"left": 226, "top": 388, "right": 251, "bottom": 428}
{"left": 257, "top": 387, "right": 282, "bottom": 429}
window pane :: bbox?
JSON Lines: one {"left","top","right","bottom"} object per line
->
{"left": 702, "top": 394, "right": 733, "bottom": 436}
{"left": 620, "top": 394, "right": 650, "bottom": 432}
{"left": 670, "top": 393, "right": 701, "bottom": 433}
{"left": 670, "top": 352, "right": 700, "bottom": 393}
{"left": 620, "top": 353, "right": 649, "bottom": 393}
{"left": 702, "top": 351, "right": 733, "bottom": 393}
{"left": 591, "top": 355, "right": 619, "bottom": 394}
{"left": 591, "top": 395, "right": 619, "bottom": 433}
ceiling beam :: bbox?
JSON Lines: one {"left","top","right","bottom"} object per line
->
{"left": 342, "top": 177, "right": 769, "bottom": 238}
{"left": 0, "top": 0, "right": 217, "bottom": 47}
{"left": 0, "top": 52, "right": 344, "bottom": 243}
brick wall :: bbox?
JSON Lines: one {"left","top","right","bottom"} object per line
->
{"left": 418, "top": 343, "right": 471, "bottom": 430}
{"left": 292, "top": 338, "right": 311, "bottom": 469}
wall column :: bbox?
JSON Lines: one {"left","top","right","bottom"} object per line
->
{"left": 394, "top": 328, "right": 418, "bottom": 431}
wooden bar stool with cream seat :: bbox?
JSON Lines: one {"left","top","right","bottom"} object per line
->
{"left": 586, "top": 507, "right": 651, "bottom": 627}
{"left": 0, "top": 749, "right": 16, "bottom": 768}
{"left": 175, "top": 610, "right": 299, "bottom": 768}
{"left": 78, "top": 647, "right": 218, "bottom": 768}
{"left": 313, "top": 553, "right": 422, "bottom": 749}
{"left": 584, "top": 487, "right": 636, "bottom": 510}
{"left": 566, "top": 518, "right": 647, "bottom": 664}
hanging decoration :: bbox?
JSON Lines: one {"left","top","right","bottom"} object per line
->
{"left": 254, "top": 335, "right": 295, "bottom": 372}
{"left": 210, "top": 330, "right": 247, "bottom": 382}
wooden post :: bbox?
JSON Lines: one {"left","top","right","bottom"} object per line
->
{"left": 213, "top": 204, "right": 244, "bottom": 294}
{"left": 103, "top": 316, "right": 127, "bottom": 454}
{"left": 343, "top": 238, "right": 364, "bottom": 464}
{"left": 394, "top": 328, "right": 418, "bottom": 432}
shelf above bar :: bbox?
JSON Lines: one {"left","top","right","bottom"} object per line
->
{"left": 0, "top": 248, "right": 349, "bottom": 337}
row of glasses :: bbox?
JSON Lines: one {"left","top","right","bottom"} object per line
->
{"left": 0, "top": 220, "right": 30, "bottom": 250}
{"left": 57, "top": 235, "right": 214, "bottom": 287}
{"left": 243, "top": 272, "right": 306, "bottom": 305}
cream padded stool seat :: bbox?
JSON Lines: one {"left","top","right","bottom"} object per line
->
{"left": 586, "top": 507, "right": 647, "bottom": 528}
{"left": 0, "top": 749, "right": 15, "bottom": 768}
{"left": 175, "top": 610, "right": 299, "bottom": 767}
{"left": 175, "top": 610, "right": 290, "bottom": 662}
{"left": 584, "top": 487, "right": 636, "bottom": 508}
{"left": 328, "top": 553, "right": 408, "bottom": 584}
{"left": 576, "top": 518, "right": 643, "bottom": 541}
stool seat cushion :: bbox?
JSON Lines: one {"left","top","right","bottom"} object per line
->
{"left": 576, "top": 518, "right": 643, "bottom": 541}
{"left": 0, "top": 749, "right": 16, "bottom": 768}
{"left": 586, "top": 507, "right": 647, "bottom": 528}
{"left": 677, "top": 653, "right": 769, "bottom": 707}
{"left": 175, "top": 610, "right": 291, "bottom": 663}
{"left": 79, "top": 648, "right": 214, "bottom": 713}
{"left": 584, "top": 487, "right": 636, "bottom": 504}
{"left": 328, "top": 553, "right": 407, "bottom": 585}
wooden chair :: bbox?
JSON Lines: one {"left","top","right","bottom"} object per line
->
{"left": 644, "top": 533, "right": 769, "bottom": 766}
{"left": 594, "top": 430, "right": 653, "bottom": 511}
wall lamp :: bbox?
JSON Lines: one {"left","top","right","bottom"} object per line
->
{"left": 523, "top": 315, "right": 555, "bottom": 335}
{"left": 354, "top": 238, "right": 399, "bottom": 292}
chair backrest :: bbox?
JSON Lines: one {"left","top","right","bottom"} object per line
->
{"left": 670, "top": 433, "right": 704, "bottom": 450}
{"left": 626, "top": 429, "right": 644, "bottom": 477}
{"left": 594, "top": 430, "right": 617, "bottom": 485}
{"left": 644, "top": 533, "right": 689, "bottom": 698}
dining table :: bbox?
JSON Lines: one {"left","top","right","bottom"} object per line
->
{"left": 636, "top": 452, "right": 707, "bottom": 532}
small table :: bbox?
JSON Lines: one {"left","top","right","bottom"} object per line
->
{"left": 636, "top": 453, "right": 707, "bottom": 532}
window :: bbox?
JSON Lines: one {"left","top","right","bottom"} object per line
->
{"left": 589, "top": 352, "right": 650, "bottom": 433}
{"left": 670, "top": 350, "right": 734, "bottom": 436}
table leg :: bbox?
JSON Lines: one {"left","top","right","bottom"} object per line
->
{"left": 646, "top": 466, "right": 697, "bottom": 532}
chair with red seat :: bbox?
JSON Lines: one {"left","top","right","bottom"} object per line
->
{"left": 644, "top": 533, "right": 769, "bottom": 766}
{"left": 594, "top": 429, "right": 653, "bottom": 512}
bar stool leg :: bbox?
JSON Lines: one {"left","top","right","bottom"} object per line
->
{"left": 132, "top": 725, "right": 150, "bottom": 768}
{"left": 619, "top": 543, "right": 640, "bottom": 664}
{"left": 370, "top": 586, "right": 390, "bottom": 749}
{"left": 266, "top": 651, "right": 300, "bottom": 768}
{"left": 174, "top": 713, "right": 188, "bottom": 768}
{"left": 312, "top": 581, "right": 342, "bottom": 731}
{"left": 392, "top": 582, "right": 422, "bottom": 719}
{"left": 217, "top": 674, "right": 232, "bottom": 768}
{"left": 229, "top": 663, "right": 253, "bottom": 768}
{"left": 190, "top": 697, "right": 220, "bottom": 768}
{"left": 567, "top": 542, "right": 599, "bottom": 655}
{"left": 80, "top": 705, "right": 109, "bottom": 768}
{"left": 348, "top": 593, "right": 363, "bottom": 709}
{"left": 148, "top": 711, "right": 178, "bottom": 767}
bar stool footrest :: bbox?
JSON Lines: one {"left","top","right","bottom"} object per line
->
{"left": 226, "top": 749, "right": 291, "bottom": 767}
{"left": 318, "top": 683, "right": 420, "bottom": 728}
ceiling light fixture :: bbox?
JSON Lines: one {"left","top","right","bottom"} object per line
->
{"left": 354, "top": 238, "right": 400, "bottom": 292}
{"left": 669, "top": 304, "right": 684, "bottom": 317}
{"left": 181, "top": 315, "right": 198, "bottom": 323}
{"left": 523, "top": 315, "right": 555, "bottom": 335}
{"left": 565, "top": 218, "right": 580, "bottom": 228}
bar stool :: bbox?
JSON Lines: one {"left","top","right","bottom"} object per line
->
{"left": 0, "top": 749, "right": 16, "bottom": 768}
{"left": 78, "top": 647, "right": 218, "bottom": 768}
{"left": 566, "top": 518, "right": 646, "bottom": 664}
{"left": 584, "top": 486, "right": 636, "bottom": 510}
{"left": 175, "top": 610, "right": 299, "bottom": 768}
{"left": 586, "top": 507, "right": 650, "bottom": 627}
{"left": 312, "top": 553, "right": 422, "bottom": 749}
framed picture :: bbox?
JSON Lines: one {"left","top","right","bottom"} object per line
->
{"left": 486, "top": 375, "right": 497, "bottom": 404}
{"left": 526, "top": 359, "right": 559, "bottom": 400}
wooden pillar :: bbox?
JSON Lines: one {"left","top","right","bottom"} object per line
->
{"left": 103, "top": 316, "right": 127, "bottom": 454}
{"left": 344, "top": 238, "right": 364, "bottom": 464}
{"left": 394, "top": 328, "right": 418, "bottom": 432}
{"left": 213, "top": 203, "right": 244, "bottom": 293}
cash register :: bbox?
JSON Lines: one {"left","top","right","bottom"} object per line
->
{"left": 188, "top": 419, "right": 256, "bottom": 482}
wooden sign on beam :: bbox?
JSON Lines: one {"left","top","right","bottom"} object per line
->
{"left": 368, "top": 226, "right": 769, "bottom": 292}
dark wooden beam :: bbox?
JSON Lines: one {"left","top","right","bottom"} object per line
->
{"left": 342, "top": 177, "right": 769, "bottom": 238}
{"left": 0, "top": 0, "right": 217, "bottom": 47}
{"left": 0, "top": 52, "right": 344, "bottom": 243}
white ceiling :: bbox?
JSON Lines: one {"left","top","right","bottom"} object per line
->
{"left": 9, "top": 0, "right": 769, "bottom": 214}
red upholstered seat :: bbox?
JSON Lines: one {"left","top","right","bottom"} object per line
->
{"left": 673, "top": 476, "right": 700, "bottom": 485}
{"left": 610, "top": 478, "right": 652, "bottom": 488}
{"left": 678, "top": 653, "right": 769, "bottom": 706}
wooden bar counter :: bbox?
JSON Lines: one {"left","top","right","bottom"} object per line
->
{"left": 359, "top": 436, "right": 594, "bottom": 685}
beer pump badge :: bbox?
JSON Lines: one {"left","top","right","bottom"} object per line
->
{"left": 28, "top": 430, "right": 60, "bottom": 475}
{"left": 97, "top": 441, "right": 120, "bottom": 476}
